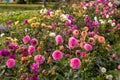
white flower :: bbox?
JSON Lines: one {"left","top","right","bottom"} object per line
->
{"left": 40, "top": 8, "right": 47, "bottom": 14}
{"left": 106, "top": 74, "right": 113, "bottom": 80}
{"left": 83, "top": 7, "right": 87, "bottom": 10}
{"left": 94, "top": 16, "right": 98, "bottom": 21}
{"left": 0, "top": 33, "right": 5, "bottom": 37}
{"left": 108, "top": 2, "right": 113, "bottom": 7}
{"left": 108, "top": 19, "right": 112, "bottom": 23}
{"left": 111, "top": 22, "right": 115, "bottom": 27}
{"left": 106, "top": 15, "right": 109, "bottom": 18}
{"left": 49, "top": 32, "right": 56, "bottom": 37}
{"left": 100, "top": 67, "right": 106, "bottom": 73}
{"left": 99, "top": 19, "right": 105, "bottom": 24}
{"left": 60, "top": 14, "right": 67, "bottom": 19}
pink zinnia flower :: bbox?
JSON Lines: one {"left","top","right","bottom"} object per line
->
{"left": 70, "top": 58, "right": 81, "bottom": 69}
{"left": 28, "top": 45, "right": 35, "bottom": 54}
{"left": 118, "top": 65, "right": 120, "bottom": 70}
{"left": 6, "top": 58, "right": 15, "bottom": 68}
{"left": 30, "top": 38, "right": 38, "bottom": 46}
{"left": 52, "top": 50, "right": 63, "bottom": 61}
{"left": 34, "top": 55, "right": 45, "bottom": 64}
{"left": 83, "top": 43, "right": 93, "bottom": 51}
{"left": 80, "top": 52, "right": 86, "bottom": 57}
{"left": 55, "top": 35, "right": 63, "bottom": 44}
{"left": 68, "top": 37, "right": 78, "bottom": 49}
{"left": 23, "top": 35, "right": 30, "bottom": 44}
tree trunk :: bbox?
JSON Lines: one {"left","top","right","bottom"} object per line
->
{"left": 43, "top": 0, "right": 46, "bottom": 7}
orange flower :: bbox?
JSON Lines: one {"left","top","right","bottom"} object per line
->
{"left": 73, "top": 30, "right": 79, "bottom": 37}
{"left": 83, "top": 27, "right": 89, "bottom": 31}
{"left": 81, "top": 31, "right": 87, "bottom": 37}
{"left": 31, "top": 23, "right": 36, "bottom": 28}
{"left": 59, "top": 45, "right": 64, "bottom": 51}
{"left": 94, "top": 34, "right": 99, "bottom": 39}
{"left": 21, "top": 56, "right": 28, "bottom": 61}
{"left": 98, "top": 36, "right": 105, "bottom": 43}
{"left": 47, "top": 57, "right": 52, "bottom": 64}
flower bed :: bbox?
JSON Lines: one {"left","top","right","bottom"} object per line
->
{"left": 0, "top": 0, "right": 120, "bottom": 80}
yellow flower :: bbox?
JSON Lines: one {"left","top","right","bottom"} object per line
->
{"left": 28, "top": 19, "right": 33, "bottom": 23}
{"left": 32, "top": 17, "right": 37, "bottom": 20}
{"left": 15, "top": 21, "right": 19, "bottom": 25}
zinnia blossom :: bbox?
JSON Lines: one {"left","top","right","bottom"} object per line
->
{"left": 30, "top": 38, "right": 38, "bottom": 46}
{"left": 34, "top": 55, "right": 45, "bottom": 64}
{"left": 68, "top": 37, "right": 78, "bottom": 49}
{"left": 83, "top": 43, "right": 93, "bottom": 51}
{"left": 6, "top": 58, "right": 15, "bottom": 68}
{"left": 70, "top": 58, "right": 81, "bottom": 69}
{"left": 28, "top": 45, "right": 35, "bottom": 54}
{"left": 55, "top": 35, "right": 63, "bottom": 44}
{"left": 118, "top": 64, "right": 120, "bottom": 70}
{"left": 98, "top": 36, "right": 105, "bottom": 43}
{"left": 80, "top": 52, "right": 86, "bottom": 57}
{"left": 52, "top": 50, "right": 63, "bottom": 61}
{"left": 23, "top": 35, "right": 30, "bottom": 44}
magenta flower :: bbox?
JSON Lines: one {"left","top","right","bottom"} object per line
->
{"left": 80, "top": 52, "right": 86, "bottom": 58}
{"left": 6, "top": 58, "right": 15, "bottom": 68}
{"left": 28, "top": 45, "right": 35, "bottom": 54}
{"left": 0, "top": 50, "right": 2, "bottom": 57}
{"left": 23, "top": 19, "right": 28, "bottom": 25}
{"left": 70, "top": 58, "right": 81, "bottom": 69}
{"left": 83, "top": 43, "right": 93, "bottom": 51}
{"left": 30, "top": 38, "right": 38, "bottom": 46}
{"left": 34, "top": 55, "right": 45, "bottom": 64}
{"left": 7, "top": 20, "right": 12, "bottom": 25}
{"left": 52, "top": 50, "right": 63, "bottom": 61}
{"left": 55, "top": 35, "right": 63, "bottom": 44}
{"left": 23, "top": 35, "right": 30, "bottom": 44}
{"left": 68, "top": 37, "right": 78, "bottom": 49}
{"left": 30, "top": 76, "right": 40, "bottom": 80}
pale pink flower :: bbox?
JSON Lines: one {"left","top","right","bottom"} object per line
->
{"left": 55, "top": 35, "right": 63, "bottom": 44}
{"left": 118, "top": 64, "right": 120, "bottom": 70}
{"left": 80, "top": 52, "right": 86, "bottom": 57}
{"left": 52, "top": 50, "right": 63, "bottom": 61}
{"left": 6, "top": 58, "right": 15, "bottom": 68}
{"left": 83, "top": 43, "right": 93, "bottom": 51}
{"left": 34, "top": 55, "right": 45, "bottom": 64}
{"left": 70, "top": 58, "right": 81, "bottom": 69}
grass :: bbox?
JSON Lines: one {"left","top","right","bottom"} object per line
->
{"left": 0, "top": 2, "right": 56, "bottom": 12}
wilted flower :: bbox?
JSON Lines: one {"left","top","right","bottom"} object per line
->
{"left": 34, "top": 55, "right": 45, "bottom": 64}
{"left": 55, "top": 35, "right": 63, "bottom": 44}
{"left": 70, "top": 58, "right": 81, "bottom": 69}
{"left": 6, "top": 58, "right": 15, "bottom": 68}
{"left": 28, "top": 45, "right": 35, "bottom": 54}
{"left": 52, "top": 50, "right": 63, "bottom": 61}
{"left": 23, "top": 35, "right": 30, "bottom": 44}
{"left": 1, "top": 49, "right": 10, "bottom": 57}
